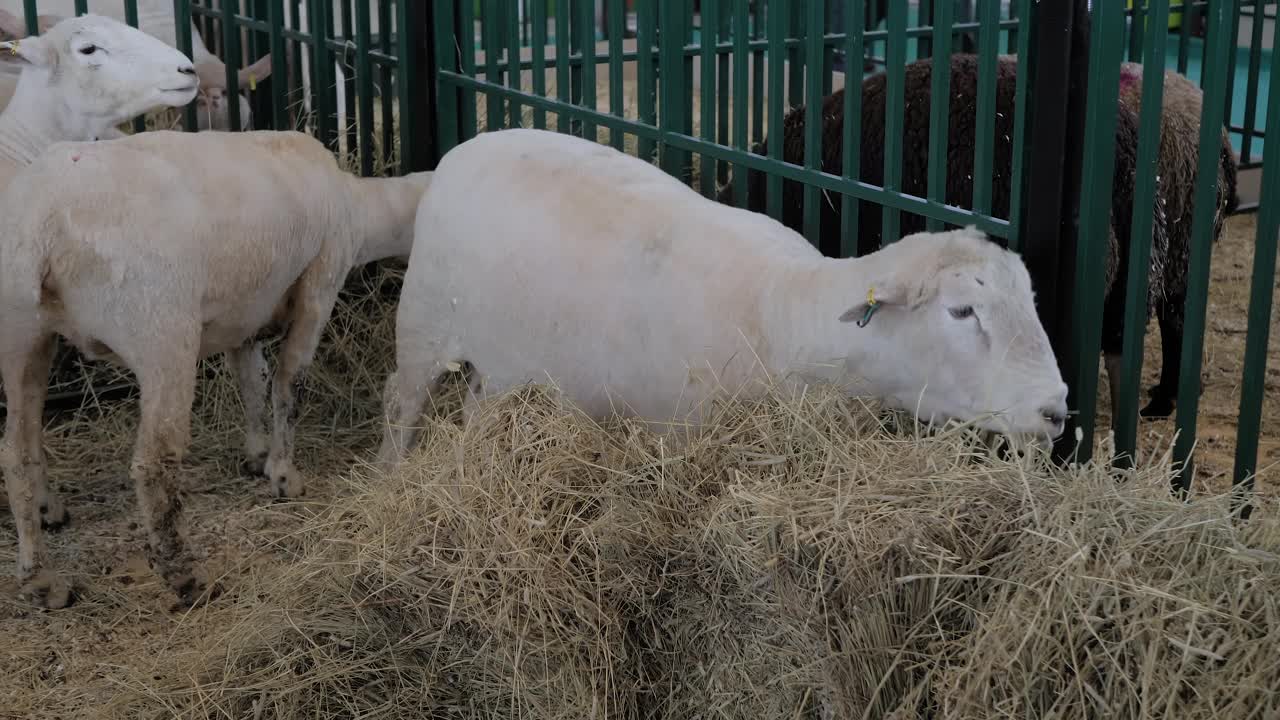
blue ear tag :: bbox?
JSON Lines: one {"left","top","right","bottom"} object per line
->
{"left": 856, "top": 286, "right": 880, "bottom": 328}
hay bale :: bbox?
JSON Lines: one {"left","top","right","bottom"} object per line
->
{"left": 108, "top": 384, "right": 1280, "bottom": 719}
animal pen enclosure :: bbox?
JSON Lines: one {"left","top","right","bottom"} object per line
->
{"left": 3, "top": 0, "right": 1277, "bottom": 506}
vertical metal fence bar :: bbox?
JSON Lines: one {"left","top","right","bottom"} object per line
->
{"left": 971, "top": 0, "right": 998, "bottom": 217}
{"left": 1127, "top": 0, "right": 1145, "bottom": 62}
{"left": 124, "top": 0, "right": 147, "bottom": 134}
{"left": 607, "top": 0, "right": 624, "bottom": 148}
{"left": 74, "top": 0, "right": 87, "bottom": 15}
{"left": 579, "top": 0, "right": 597, "bottom": 141}
{"left": 354, "top": 0, "right": 374, "bottom": 174}
{"left": 556, "top": 0, "right": 572, "bottom": 132}
{"left": 731, "top": 0, "right": 748, "bottom": 206}
{"left": 637, "top": 0, "right": 657, "bottom": 159}
{"left": 312, "top": 0, "right": 338, "bottom": 148}
{"left": 1232, "top": 21, "right": 1280, "bottom": 515}
{"left": 1176, "top": 0, "right": 1192, "bottom": 74}
{"left": 508, "top": 0, "right": 523, "bottom": 128}
{"left": 750, "top": 0, "right": 763, "bottom": 149}
{"left": 483, "top": 0, "right": 504, "bottom": 130}
{"left": 1173, "top": 0, "right": 1235, "bottom": 495}
{"left": 289, "top": 0, "right": 304, "bottom": 130}
{"left": 1223, "top": 1, "right": 1241, "bottom": 134}
{"left": 924, "top": 0, "right": 953, "bottom": 234}
{"left": 175, "top": 0, "right": 198, "bottom": 130}
{"left": 223, "top": 0, "right": 245, "bottom": 133}
{"left": 568, "top": 0, "right": 583, "bottom": 135}
{"left": 1006, "top": 0, "right": 1019, "bottom": 55}
{"left": 377, "top": 0, "right": 393, "bottom": 161}
{"left": 764, "top": 0, "right": 784, "bottom": 221}
{"left": 1241, "top": 1, "right": 1265, "bottom": 163}
{"left": 699, "top": 0, "right": 718, "bottom": 197}
{"left": 659, "top": 0, "right": 690, "bottom": 182}
{"left": 22, "top": 0, "right": 37, "bottom": 36}
{"left": 1067, "top": 0, "right": 1125, "bottom": 463}
{"left": 1115, "top": 0, "right": 1170, "bottom": 470}
{"left": 787, "top": 2, "right": 803, "bottom": 107}
{"left": 918, "top": 0, "right": 933, "bottom": 60}
{"left": 717, "top": 4, "right": 731, "bottom": 184}
{"left": 532, "top": 0, "right": 548, "bottom": 130}
{"left": 268, "top": 0, "right": 288, "bottom": 131}
{"left": 1006, "top": 0, "right": 1033, "bottom": 252}
{"left": 880, "top": 0, "right": 906, "bottom": 244}
{"left": 801, "top": 0, "right": 825, "bottom": 246}
{"left": 458, "top": 0, "right": 477, "bottom": 138}
{"left": 340, "top": 0, "right": 357, "bottom": 149}
{"left": 422, "top": 0, "right": 455, "bottom": 157}
{"left": 840, "top": 0, "right": 864, "bottom": 258}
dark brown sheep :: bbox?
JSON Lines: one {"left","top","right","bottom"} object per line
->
{"left": 722, "top": 53, "right": 1238, "bottom": 421}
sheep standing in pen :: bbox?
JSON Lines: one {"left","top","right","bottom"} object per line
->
{"left": 723, "top": 53, "right": 1237, "bottom": 421}
{"left": 376, "top": 128, "right": 1070, "bottom": 470}
{"left": 0, "top": 0, "right": 272, "bottom": 131}
{"left": 0, "top": 130, "right": 431, "bottom": 609}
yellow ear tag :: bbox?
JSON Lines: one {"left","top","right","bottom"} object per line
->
{"left": 248, "top": 74, "right": 257, "bottom": 91}
{"left": 856, "top": 286, "right": 880, "bottom": 328}
{"left": 7, "top": 40, "right": 19, "bottom": 55}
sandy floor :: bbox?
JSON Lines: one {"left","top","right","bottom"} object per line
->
{"left": 0, "top": 209, "right": 1275, "bottom": 718}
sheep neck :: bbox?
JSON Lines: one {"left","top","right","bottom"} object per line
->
{"left": 764, "top": 253, "right": 912, "bottom": 400}
{"left": 349, "top": 171, "right": 432, "bottom": 267}
{"left": 0, "top": 69, "right": 115, "bottom": 187}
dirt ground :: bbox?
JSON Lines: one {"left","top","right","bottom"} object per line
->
{"left": 0, "top": 207, "right": 1275, "bottom": 718}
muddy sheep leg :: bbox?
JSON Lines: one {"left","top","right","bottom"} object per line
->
{"left": 262, "top": 275, "right": 339, "bottom": 500}
{"left": 130, "top": 341, "right": 211, "bottom": 609}
{"left": 2, "top": 331, "right": 72, "bottom": 608}
{"left": 230, "top": 340, "right": 271, "bottom": 477}
{"left": 1141, "top": 298, "right": 1183, "bottom": 419}
{"left": 375, "top": 352, "right": 459, "bottom": 470}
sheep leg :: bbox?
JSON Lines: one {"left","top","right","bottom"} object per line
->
{"left": 23, "top": 335, "right": 68, "bottom": 531}
{"left": 230, "top": 341, "right": 271, "bottom": 477}
{"left": 262, "top": 281, "right": 339, "bottom": 500}
{"left": 375, "top": 363, "right": 445, "bottom": 469}
{"left": 131, "top": 354, "right": 210, "bottom": 609}
{"left": 1141, "top": 301, "right": 1182, "bottom": 419}
{"left": 1, "top": 333, "right": 72, "bottom": 609}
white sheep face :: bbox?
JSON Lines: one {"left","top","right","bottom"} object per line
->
{"left": 0, "top": 14, "right": 197, "bottom": 130}
{"left": 840, "top": 228, "right": 1069, "bottom": 442}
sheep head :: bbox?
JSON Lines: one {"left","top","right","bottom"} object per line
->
{"left": 840, "top": 226, "right": 1069, "bottom": 442}
{"left": 193, "top": 52, "right": 272, "bottom": 131}
{"left": 0, "top": 14, "right": 197, "bottom": 132}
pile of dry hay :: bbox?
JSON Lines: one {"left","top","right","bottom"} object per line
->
{"left": 100, "top": 381, "right": 1280, "bottom": 719}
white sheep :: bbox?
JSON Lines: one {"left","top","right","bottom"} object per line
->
{"left": 0, "top": 129, "right": 430, "bottom": 609}
{"left": 376, "top": 128, "right": 1071, "bottom": 468}
{"left": 0, "top": 0, "right": 271, "bottom": 130}
{"left": 0, "top": 13, "right": 197, "bottom": 180}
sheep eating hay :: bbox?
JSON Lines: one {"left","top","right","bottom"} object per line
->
{"left": 0, "top": 129, "right": 431, "bottom": 609}
{"left": 723, "top": 53, "right": 1238, "bottom": 422}
{"left": 377, "top": 127, "right": 1069, "bottom": 469}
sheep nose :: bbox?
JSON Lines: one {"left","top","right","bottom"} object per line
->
{"left": 178, "top": 65, "right": 196, "bottom": 76}
{"left": 1040, "top": 401, "right": 1068, "bottom": 436}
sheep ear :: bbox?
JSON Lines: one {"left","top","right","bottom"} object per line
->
{"left": 0, "top": 9, "right": 28, "bottom": 39}
{"left": 838, "top": 282, "right": 911, "bottom": 326}
{"left": 0, "top": 32, "right": 52, "bottom": 68}
{"left": 237, "top": 53, "right": 273, "bottom": 89}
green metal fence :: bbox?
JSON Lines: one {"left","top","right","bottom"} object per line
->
{"left": 7, "top": 1, "right": 1276, "bottom": 510}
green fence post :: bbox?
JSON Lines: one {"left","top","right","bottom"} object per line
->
{"left": 659, "top": 0, "right": 690, "bottom": 183}
{"left": 1114, "top": 0, "right": 1170, "bottom": 470}
{"left": 1172, "top": 0, "right": 1236, "bottom": 496}
{"left": 924, "top": 0, "right": 954, "bottom": 234}
{"left": 840, "top": 0, "right": 866, "bottom": 259}
{"left": 764, "top": 0, "right": 784, "bottom": 221}
{"left": 222, "top": 0, "right": 244, "bottom": 132}
{"left": 879, "top": 0, "right": 906, "bottom": 244}
{"left": 405, "top": 0, "right": 438, "bottom": 170}
{"left": 729, "top": 0, "right": 748, "bottom": 207}
{"left": 800, "top": 0, "right": 825, "bottom": 246}
{"left": 1232, "top": 29, "right": 1280, "bottom": 516}
{"left": 175, "top": 0, "right": 199, "bottom": 131}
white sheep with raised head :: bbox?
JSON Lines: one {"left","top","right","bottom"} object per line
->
{"left": 0, "top": 0, "right": 271, "bottom": 131}
{"left": 0, "top": 12, "right": 197, "bottom": 178}
{"left": 0, "top": 129, "right": 430, "bottom": 609}
{"left": 376, "top": 128, "right": 1070, "bottom": 468}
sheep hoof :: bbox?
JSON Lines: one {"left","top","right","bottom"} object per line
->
{"left": 168, "top": 573, "right": 221, "bottom": 611}
{"left": 239, "top": 453, "right": 268, "bottom": 478}
{"left": 39, "top": 500, "right": 70, "bottom": 532}
{"left": 19, "top": 569, "right": 74, "bottom": 609}
{"left": 269, "top": 469, "right": 306, "bottom": 501}
{"left": 1139, "top": 394, "right": 1176, "bottom": 419}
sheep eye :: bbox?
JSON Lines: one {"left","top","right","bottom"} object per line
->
{"left": 78, "top": 44, "right": 98, "bottom": 55}
{"left": 949, "top": 305, "right": 975, "bottom": 320}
